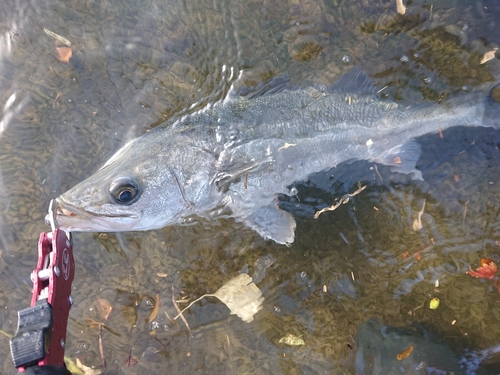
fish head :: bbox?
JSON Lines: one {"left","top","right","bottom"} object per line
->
{"left": 52, "top": 135, "right": 201, "bottom": 232}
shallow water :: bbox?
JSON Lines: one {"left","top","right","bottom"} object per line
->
{"left": 1, "top": 0, "right": 500, "bottom": 374}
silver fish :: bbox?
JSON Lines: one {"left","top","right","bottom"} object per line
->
{"left": 52, "top": 69, "right": 500, "bottom": 244}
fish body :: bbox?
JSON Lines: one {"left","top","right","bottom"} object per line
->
{"left": 53, "top": 69, "right": 500, "bottom": 244}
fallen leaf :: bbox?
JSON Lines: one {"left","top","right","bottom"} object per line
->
{"left": 75, "top": 358, "right": 102, "bottom": 375}
{"left": 397, "top": 344, "right": 414, "bottom": 360}
{"left": 480, "top": 48, "right": 498, "bottom": 64}
{"left": 54, "top": 40, "right": 72, "bottom": 63}
{"left": 93, "top": 298, "right": 112, "bottom": 320}
{"left": 64, "top": 357, "right": 85, "bottom": 375}
{"left": 173, "top": 273, "right": 264, "bottom": 323}
{"left": 279, "top": 333, "right": 305, "bottom": 346}
{"left": 212, "top": 273, "right": 264, "bottom": 322}
{"left": 125, "top": 349, "right": 139, "bottom": 367}
{"left": 468, "top": 258, "right": 498, "bottom": 279}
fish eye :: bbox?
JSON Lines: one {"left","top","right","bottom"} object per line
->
{"left": 109, "top": 178, "right": 141, "bottom": 205}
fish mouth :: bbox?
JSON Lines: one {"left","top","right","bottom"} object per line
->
{"left": 48, "top": 197, "right": 140, "bottom": 232}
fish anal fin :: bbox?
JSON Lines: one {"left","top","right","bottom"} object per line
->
{"left": 375, "top": 140, "right": 423, "bottom": 180}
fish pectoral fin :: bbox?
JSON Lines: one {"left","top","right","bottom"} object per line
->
{"left": 374, "top": 140, "right": 423, "bottom": 180}
{"left": 234, "top": 203, "right": 296, "bottom": 246}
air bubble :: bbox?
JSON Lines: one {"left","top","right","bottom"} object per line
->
{"left": 342, "top": 55, "right": 352, "bottom": 64}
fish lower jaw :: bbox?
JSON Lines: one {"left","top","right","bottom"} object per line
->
{"left": 54, "top": 214, "right": 138, "bottom": 232}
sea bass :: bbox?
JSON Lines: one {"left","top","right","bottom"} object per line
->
{"left": 52, "top": 69, "right": 500, "bottom": 244}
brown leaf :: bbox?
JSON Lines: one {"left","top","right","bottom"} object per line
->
{"left": 392, "top": 156, "right": 402, "bottom": 164}
{"left": 125, "top": 349, "right": 139, "bottom": 367}
{"left": 55, "top": 40, "right": 72, "bottom": 63}
{"left": 468, "top": 258, "right": 498, "bottom": 279}
{"left": 93, "top": 299, "right": 113, "bottom": 320}
{"left": 397, "top": 344, "right": 414, "bottom": 360}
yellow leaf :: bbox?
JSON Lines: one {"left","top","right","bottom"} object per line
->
{"left": 64, "top": 357, "right": 85, "bottom": 375}
{"left": 75, "top": 358, "right": 102, "bottom": 375}
{"left": 279, "top": 333, "right": 305, "bottom": 346}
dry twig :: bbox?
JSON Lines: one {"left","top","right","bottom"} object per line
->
{"left": 171, "top": 284, "right": 193, "bottom": 337}
{"left": 314, "top": 183, "right": 367, "bottom": 219}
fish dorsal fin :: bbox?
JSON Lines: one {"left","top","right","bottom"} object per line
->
{"left": 327, "top": 67, "right": 378, "bottom": 96}
{"left": 227, "top": 75, "right": 292, "bottom": 100}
